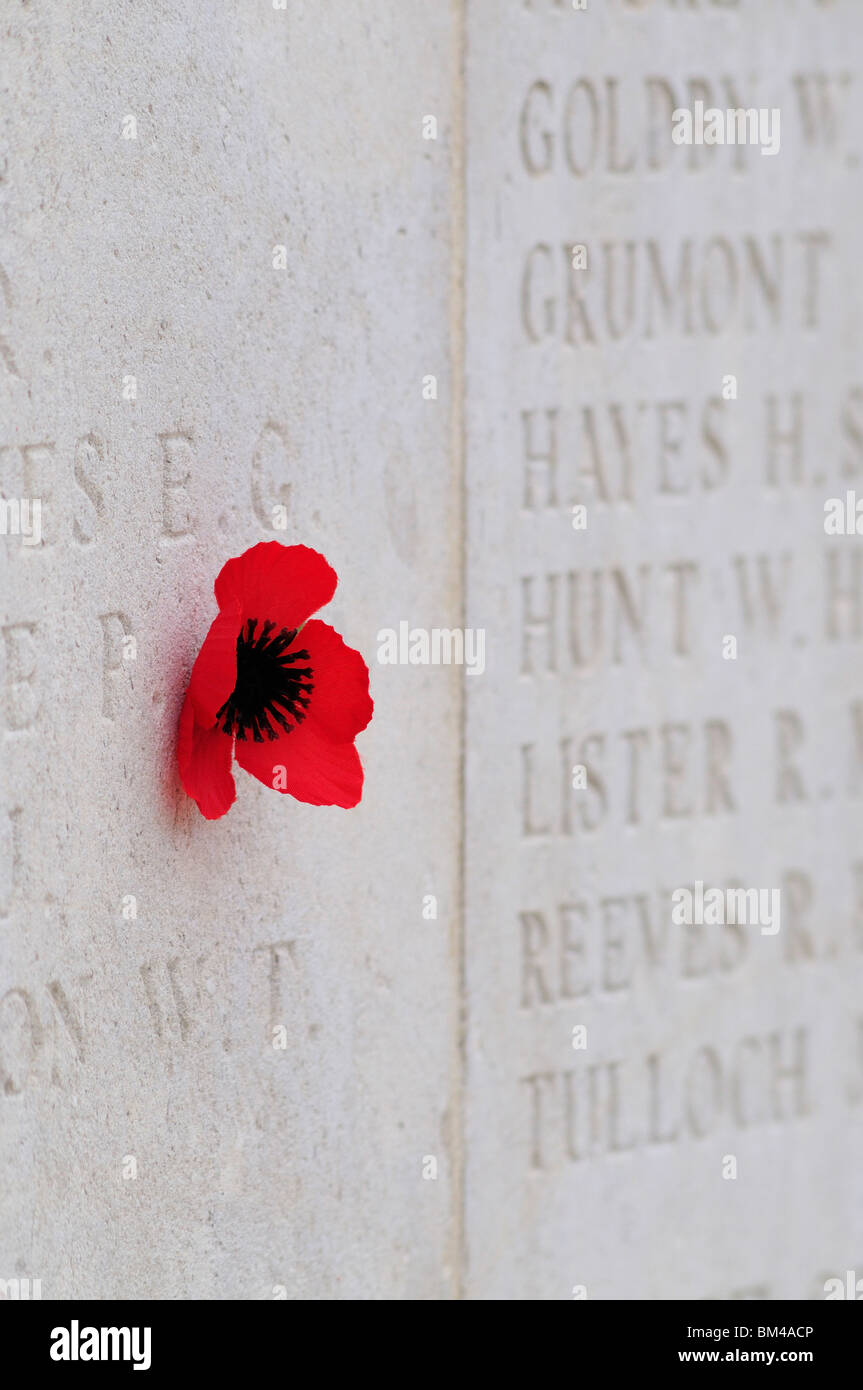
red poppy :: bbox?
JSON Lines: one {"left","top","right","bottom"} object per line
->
{"left": 178, "top": 542, "right": 373, "bottom": 820}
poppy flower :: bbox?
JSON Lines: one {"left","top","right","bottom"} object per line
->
{"left": 178, "top": 542, "right": 373, "bottom": 820}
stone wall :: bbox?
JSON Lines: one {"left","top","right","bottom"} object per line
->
{"left": 1, "top": 0, "right": 862, "bottom": 1300}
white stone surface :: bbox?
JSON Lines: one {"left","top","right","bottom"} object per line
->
{"left": 2, "top": 0, "right": 863, "bottom": 1302}
{"left": 464, "top": 0, "right": 863, "bottom": 1299}
{"left": 0, "top": 3, "right": 461, "bottom": 1299}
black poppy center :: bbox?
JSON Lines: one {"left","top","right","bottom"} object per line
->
{"left": 217, "top": 618, "right": 313, "bottom": 741}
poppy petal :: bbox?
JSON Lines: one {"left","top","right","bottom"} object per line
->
{"left": 214, "top": 542, "right": 337, "bottom": 634}
{"left": 299, "top": 619, "right": 373, "bottom": 742}
{"left": 185, "top": 606, "right": 242, "bottom": 725}
{"left": 177, "top": 698, "right": 236, "bottom": 820}
{"left": 234, "top": 724, "right": 365, "bottom": 808}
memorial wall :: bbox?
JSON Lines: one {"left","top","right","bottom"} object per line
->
{"left": 1, "top": 0, "right": 862, "bottom": 1301}
{"left": 465, "top": 0, "right": 863, "bottom": 1300}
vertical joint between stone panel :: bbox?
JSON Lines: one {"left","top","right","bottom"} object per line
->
{"left": 448, "top": 0, "right": 469, "bottom": 1302}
